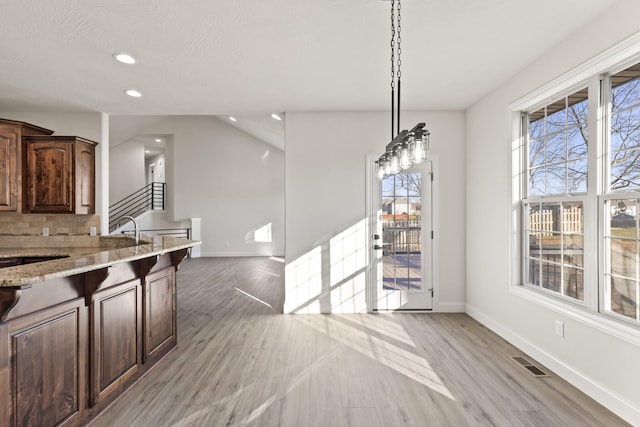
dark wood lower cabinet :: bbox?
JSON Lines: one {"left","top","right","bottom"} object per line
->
{"left": 0, "top": 252, "right": 185, "bottom": 427}
{"left": 144, "top": 267, "right": 176, "bottom": 363}
{"left": 3, "top": 299, "right": 86, "bottom": 427}
{"left": 90, "top": 279, "right": 142, "bottom": 406}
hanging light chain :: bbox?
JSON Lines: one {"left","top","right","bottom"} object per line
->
{"left": 377, "top": 0, "right": 430, "bottom": 181}
{"left": 390, "top": 0, "right": 395, "bottom": 91}
{"left": 396, "top": 0, "right": 401, "bottom": 80}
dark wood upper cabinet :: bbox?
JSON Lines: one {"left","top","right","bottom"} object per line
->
{"left": 24, "top": 136, "right": 97, "bottom": 214}
{"left": 0, "top": 118, "right": 53, "bottom": 212}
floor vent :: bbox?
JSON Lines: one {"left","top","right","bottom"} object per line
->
{"left": 512, "top": 356, "right": 549, "bottom": 377}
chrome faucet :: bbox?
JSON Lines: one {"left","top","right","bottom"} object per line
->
{"left": 120, "top": 215, "right": 140, "bottom": 245}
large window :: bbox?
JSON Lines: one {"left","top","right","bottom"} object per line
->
{"left": 603, "top": 63, "right": 640, "bottom": 322}
{"left": 520, "top": 61, "right": 640, "bottom": 325}
{"left": 523, "top": 88, "right": 588, "bottom": 301}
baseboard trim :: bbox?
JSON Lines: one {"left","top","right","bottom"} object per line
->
{"left": 466, "top": 303, "right": 640, "bottom": 426}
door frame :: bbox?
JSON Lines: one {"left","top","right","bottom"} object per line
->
{"left": 365, "top": 154, "right": 440, "bottom": 312}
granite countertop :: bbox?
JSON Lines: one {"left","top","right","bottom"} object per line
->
{"left": 0, "top": 235, "right": 200, "bottom": 289}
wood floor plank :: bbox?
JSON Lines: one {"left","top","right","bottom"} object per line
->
{"left": 89, "top": 257, "right": 630, "bottom": 427}
{"left": 344, "top": 407, "right": 382, "bottom": 427}
{"left": 309, "top": 347, "right": 347, "bottom": 427}
{"left": 338, "top": 351, "right": 376, "bottom": 409}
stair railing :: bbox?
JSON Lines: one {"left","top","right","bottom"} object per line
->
{"left": 109, "top": 182, "right": 165, "bottom": 232}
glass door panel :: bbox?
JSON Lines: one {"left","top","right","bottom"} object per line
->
{"left": 371, "top": 161, "right": 433, "bottom": 311}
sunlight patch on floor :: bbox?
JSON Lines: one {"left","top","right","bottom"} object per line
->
{"left": 240, "top": 395, "right": 277, "bottom": 425}
{"left": 171, "top": 383, "right": 255, "bottom": 427}
{"left": 296, "top": 315, "right": 455, "bottom": 400}
{"left": 239, "top": 344, "right": 341, "bottom": 425}
{"left": 350, "top": 313, "right": 416, "bottom": 347}
{"left": 234, "top": 287, "right": 276, "bottom": 310}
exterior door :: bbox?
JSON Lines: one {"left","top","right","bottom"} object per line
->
{"left": 369, "top": 161, "right": 433, "bottom": 311}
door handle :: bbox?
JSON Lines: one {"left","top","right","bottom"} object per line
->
{"left": 374, "top": 244, "right": 391, "bottom": 250}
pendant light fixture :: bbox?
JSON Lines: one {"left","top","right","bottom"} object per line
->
{"left": 375, "top": 0, "right": 430, "bottom": 180}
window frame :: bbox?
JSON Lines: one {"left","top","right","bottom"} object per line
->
{"left": 509, "top": 34, "right": 640, "bottom": 340}
{"left": 519, "top": 82, "right": 594, "bottom": 308}
{"left": 599, "top": 64, "right": 640, "bottom": 326}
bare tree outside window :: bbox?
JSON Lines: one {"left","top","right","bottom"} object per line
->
{"left": 528, "top": 88, "right": 588, "bottom": 196}
{"left": 610, "top": 77, "right": 640, "bottom": 189}
{"left": 528, "top": 74, "right": 640, "bottom": 194}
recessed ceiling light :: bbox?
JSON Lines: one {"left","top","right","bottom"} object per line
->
{"left": 154, "top": 138, "right": 162, "bottom": 143}
{"left": 113, "top": 53, "right": 136, "bottom": 64}
{"left": 271, "top": 113, "right": 282, "bottom": 121}
{"left": 125, "top": 89, "right": 142, "bottom": 97}
{"left": 229, "top": 116, "right": 237, "bottom": 122}
{"left": 145, "top": 150, "right": 150, "bottom": 153}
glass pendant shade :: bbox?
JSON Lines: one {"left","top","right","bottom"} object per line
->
{"left": 413, "top": 137, "right": 426, "bottom": 164}
{"left": 384, "top": 157, "right": 392, "bottom": 175}
{"left": 399, "top": 143, "right": 411, "bottom": 170}
{"left": 376, "top": 160, "right": 385, "bottom": 180}
{"left": 407, "top": 134, "right": 416, "bottom": 162}
{"left": 389, "top": 152, "right": 400, "bottom": 174}
{"left": 423, "top": 132, "right": 430, "bottom": 160}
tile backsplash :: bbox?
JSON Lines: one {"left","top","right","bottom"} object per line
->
{"left": 0, "top": 214, "right": 100, "bottom": 236}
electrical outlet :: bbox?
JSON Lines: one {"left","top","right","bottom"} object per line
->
{"left": 42, "top": 227, "right": 49, "bottom": 237}
{"left": 90, "top": 226, "right": 97, "bottom": 236}
{"left": 555, "top": 320, "right": 564, "bottom": 338}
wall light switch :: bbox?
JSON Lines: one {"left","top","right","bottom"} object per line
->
{"left": 42, "top": 227, "right": 49, "bottom": 237}
{"left": 90, "top": 226, "right": 97, "bottom": 236}
{"left": 555, "top": 320, "right": 564, "bottom": 338}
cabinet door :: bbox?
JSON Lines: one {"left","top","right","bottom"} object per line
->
{"left": 74, "top": 141, "right": 95, "bottom": 214}
{"left": 26, "top": 141, "right": 73, "bottom": 213}
{"left": 0, "top": 299, "right": 87, "bottom": 427}
{"left": 144, "top": 267, "right": 177, "bottom": 363}
{"left": 90, "top": 280, "right": 142, "bottom": 406}
{"left": 0, "top": 125, "right": 19, "bottom": 212}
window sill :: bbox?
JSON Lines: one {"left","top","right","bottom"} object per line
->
{"left": 510, "top": 284, "right": 640, "bottom": 348}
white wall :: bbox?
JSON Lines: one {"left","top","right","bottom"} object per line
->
{"left": 143, "top": 116, "right": 285, "bottom": 257}
{"left": 0, "top": 112, "right": 102, "bottom": 141}
{"left": 285, "top": 111, "right": 466, "bottom": 313}
{"left": 465, "top": 1, "right": 640, "bottom": 424}
{"left": 109, "top": 139, "right": 146, "bottom": 203}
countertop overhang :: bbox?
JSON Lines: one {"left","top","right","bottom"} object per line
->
{"left": 0, "top": 235, "right": 201, "bottom": 288}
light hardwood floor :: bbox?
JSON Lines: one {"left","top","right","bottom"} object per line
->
{"left": 90, "top": 257, "right": 629, "bottom": 427}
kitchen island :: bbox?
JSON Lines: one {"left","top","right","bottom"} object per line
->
{"left": 0, "top": 235, "right": 200, "bottom": 427}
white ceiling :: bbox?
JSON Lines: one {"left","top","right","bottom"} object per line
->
{"left": 0, "top": 0, "right": 618, "bottom": 145}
